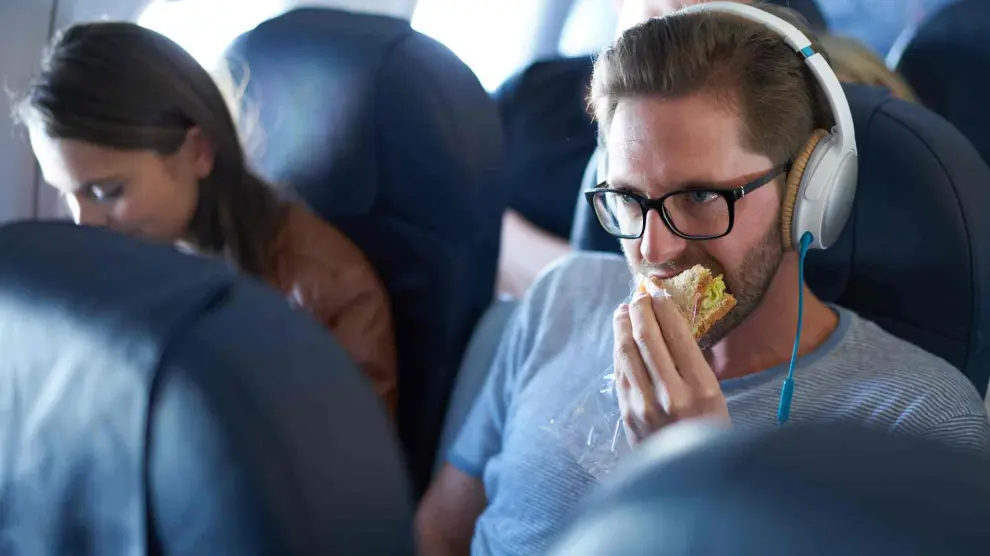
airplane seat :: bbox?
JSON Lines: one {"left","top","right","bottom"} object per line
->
{"left": 571, "top": 83, "right": 990, "bottom": 396}
{"left": 894, "top": 0, "right": 990, "bottom": 167}
{"left": 0, "top": 222, "right": 413, "bottom": 555}
{"left": 226, "top": 7, "right": 504, "bottom": 494}
{"left": 550, "top": 421, "right": 990, "bottom": 555}
{"left": 570, "top": 149, "right": 619, "bottom": 253}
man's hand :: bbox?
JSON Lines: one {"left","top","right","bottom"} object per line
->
{"left": 612, "top": 289, "right": 730, "bottom": 445}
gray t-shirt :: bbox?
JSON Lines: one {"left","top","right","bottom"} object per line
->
{"left": 449, "top": 253, "right": 990, "bottom": 556}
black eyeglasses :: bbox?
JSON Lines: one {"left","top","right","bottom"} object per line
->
{"left": 584, "top": 163, "right": 791, "bottom": 240}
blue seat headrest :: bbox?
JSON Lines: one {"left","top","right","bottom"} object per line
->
{"left": 227, "top": 7, "right": 505, "bottom": 493}
{"left": 895, "top": 0, "right": 990, "bottom": 168}
{"left": 0, "top": 222, "right": 413, "bottom": 555}
{"left": 551, "top": 422, "right": 990, "bottom": 555}
{"left": 572, "top": 84, "right": 990, "bottom": 396}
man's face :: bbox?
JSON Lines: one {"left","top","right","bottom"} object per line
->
{"left": 606, "top": 94, "right": 785, "bottom": 347}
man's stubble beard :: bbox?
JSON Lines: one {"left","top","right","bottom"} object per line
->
{"left": 697, "top": 220, "right": 784, "bottom": 350}
{"left": 624, "top": 216, "right": 786, "bottom": 350}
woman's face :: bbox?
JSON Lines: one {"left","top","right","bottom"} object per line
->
{"left": 28, "top": 126, "right": 212, "bottom": 243}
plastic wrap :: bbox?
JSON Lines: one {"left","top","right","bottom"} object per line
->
{"left": 544, "top": 279, "right": 649, "bottom": 478}
{"left": 545, "top": 364, "right": 632, "bottom": 479}
{"left": 547, "top": 268, "right": 738, "bottom": 477}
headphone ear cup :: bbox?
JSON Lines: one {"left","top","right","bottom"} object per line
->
{"left": 780, "top": 129, "right": 831, "bottom": 251}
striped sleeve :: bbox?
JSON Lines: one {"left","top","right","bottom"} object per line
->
{"left": 921, "top": 413, "right": 990, "bottom": 457}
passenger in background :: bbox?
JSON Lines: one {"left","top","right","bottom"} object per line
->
{"left": 16, "top": 22, "right": 398, "bottom": 417}
{"left": 819, "top": 34, "right": 919, "bottom": 103}
{"left": 494, "top": 0, "right": 824, "bottom": 298}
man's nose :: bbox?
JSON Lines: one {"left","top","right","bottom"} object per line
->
{"left": 70, "top": 197, "right": 108, "bottom": 228}
{"left": 639, "top": 209, "right": 688, "bottom": 264}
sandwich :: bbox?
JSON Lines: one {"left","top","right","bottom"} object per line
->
{"left": 637, "top": 265, "right": 737, "bottom": 340}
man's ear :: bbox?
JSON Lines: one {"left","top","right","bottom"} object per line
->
{"left": 183, "top": 127, "right": 216, "bottom": 180}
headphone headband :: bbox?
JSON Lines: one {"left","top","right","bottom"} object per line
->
{"left": 675, "top": 1, "right": 857, "bottom": 160}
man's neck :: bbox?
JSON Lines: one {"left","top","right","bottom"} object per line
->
{"left": 706, "top": 255, "right": 839, "bottom": 381}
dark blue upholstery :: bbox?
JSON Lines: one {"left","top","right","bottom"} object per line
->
{"left": 551, "top": 422, "right": 990, "bottom": 555}
{"left": 572, "top": 84, "right": 990, "bottom": 395}
{"left": 226, "top": 8, "right": 504, "bottom": 494}
{"left": 570, "top": 149, "right": 615, "bottom": 253}
{"left": 895, "top": 0, "right": 990, "bottom": 167}
{"left": 493, "top": 55, "right": 598, "bottom": 240}
{"left": 0, "top": 222, "right": 413, "bottom": 555}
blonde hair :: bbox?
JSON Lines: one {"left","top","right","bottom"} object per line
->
{"left": 207, "top": 56, "right": 267, "bottom": 162}
{"left": 593, "top": 5, "right": 832, "bottom": 165}
{"left": 818, "top": 35, "right": 918, "bottom": 103}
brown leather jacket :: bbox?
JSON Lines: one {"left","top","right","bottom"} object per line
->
{"left": 264, "top": 204, "right": 397, "bottom": 417}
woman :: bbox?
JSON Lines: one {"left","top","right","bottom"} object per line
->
{"left": 17, "top": 22, "right": 398, "bottom": 416}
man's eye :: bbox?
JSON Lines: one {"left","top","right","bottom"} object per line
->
{"left": 689, "top": 191, "right": 719, "bottom": 203}
{"left": 87, "top": 183, "right": 124, "bottom": 202}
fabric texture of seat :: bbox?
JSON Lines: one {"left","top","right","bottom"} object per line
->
{"left": 551, "top": 421, "right": 990, "bottom": 555}
{"left": 571, "top": 83, "right": 990, "bottom": 395}
{"left": 895, "top": 0, "right": 990, "bottom": 168}
{"left": 0, "top": 222, "right": 413, "bottom": 555}
{"left": 227, "top": 7, "right": 504, "bottom": 494}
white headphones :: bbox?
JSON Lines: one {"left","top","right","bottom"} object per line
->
{"left": 599, "top": 1, "right": 858, "bottom": 251}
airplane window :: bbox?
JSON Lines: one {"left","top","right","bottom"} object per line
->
{"left": 816, "top": 0, "right": 956, "bottom": 56}
{"left": 138, "top": 0, "right": 288, "bottom": 70}
{"left": 412, "top": 0, "right": 545, "bottom": 90}
{"left": 559, "top": 0, "right": 616, "bottom": 57}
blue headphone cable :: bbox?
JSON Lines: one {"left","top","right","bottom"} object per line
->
{"left": 778, "top": 231, "right": 814, "bottom": 425}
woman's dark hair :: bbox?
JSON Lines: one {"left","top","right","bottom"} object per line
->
{"left": 17, "top": 22, "right": 286, "bottom": 277}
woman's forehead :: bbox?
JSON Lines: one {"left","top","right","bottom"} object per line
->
{"left": 28, "top": 130, "right": 148, "bottom": 191}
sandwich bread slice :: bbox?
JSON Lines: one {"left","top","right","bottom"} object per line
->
{"left": 637, "top": 265, "right": 737, "bottom": 340}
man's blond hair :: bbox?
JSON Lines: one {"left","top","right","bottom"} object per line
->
{"left": 593, "top": 3, "right": 833, "bottom": 166}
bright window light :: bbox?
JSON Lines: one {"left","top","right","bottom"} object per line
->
{"left": 138, "top": 0, "right": 288, "bottom": 70}
{"left": 412, "top": 0, "right": 541, "bottom": 91}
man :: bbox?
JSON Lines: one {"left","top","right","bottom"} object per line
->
{"left": 418, "top": 5, "right": 990, "bottom": 556}
{"left": 494, "top": 0, "right": 825, "bottom": 298}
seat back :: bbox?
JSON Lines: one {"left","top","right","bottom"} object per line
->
{"left": 572, "top": 84, "right": 990, "bottom": 395}
{"left": 570, "top": 148, "right": 618, "bottom": 252}
{"left": 551, "top": 422, "right": 990, "bottom": 555}
{"left": 895, "top": 0, "right": 990, "bottom": 167}
{"left": 227, "top": 7, "right": 504, "bottom": 493}
{"left": 0, "top": 222, "right": 413, "bottom": 555}
{"left": 494, "top": 55, "right": 598, "bottom": 240}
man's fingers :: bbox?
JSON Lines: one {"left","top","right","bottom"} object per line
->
{"left": 614, "top": 304, "right": 666, "bottom": 428}
{"left": 650, "top": 294, "right": 716, "bottom": 391}
{"left": 628, "top": 293, "right": 687, "bottom": 402}
{"left": 616, "top": 374, "right": 642, "bottom": 446}
{"left": 622, "top": 414, "right": 645, "bottom": 447}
